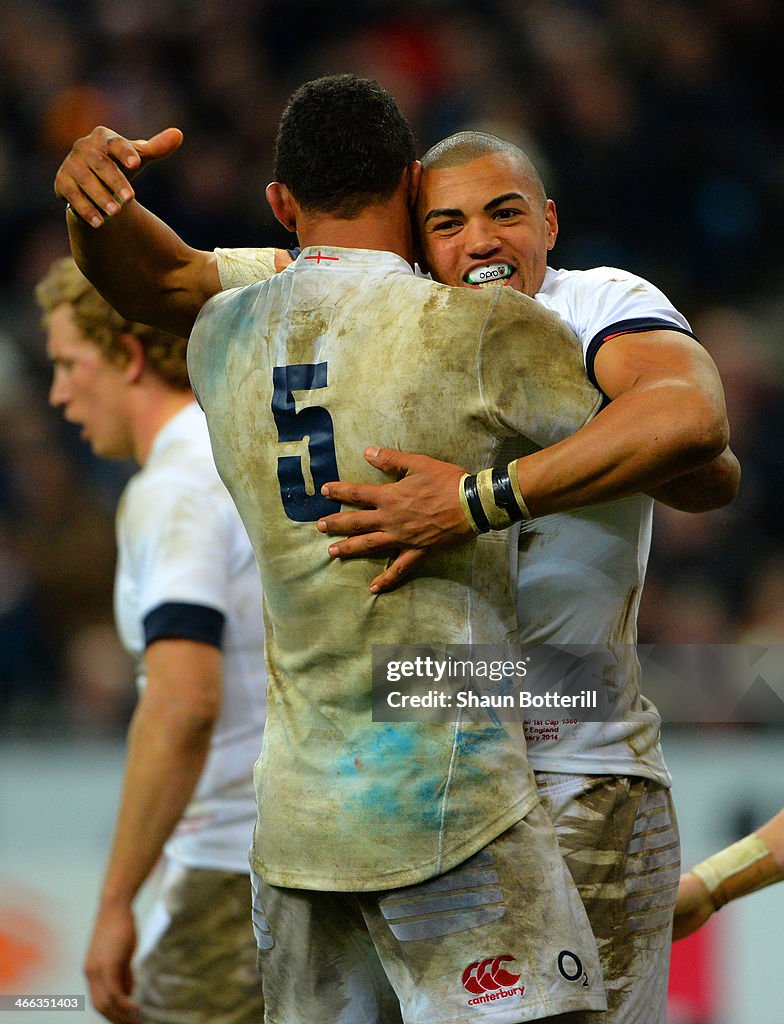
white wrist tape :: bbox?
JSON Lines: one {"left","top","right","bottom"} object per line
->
{"left": 691, "top": 833, "right": 784, "bottom": 909}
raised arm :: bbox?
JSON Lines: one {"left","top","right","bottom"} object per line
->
{"left": 55, "top": 126, "right": 221, "bottom": 338}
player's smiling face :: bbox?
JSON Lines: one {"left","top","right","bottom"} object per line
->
{"left": 417, "top": 153, "right": 558, "bottom": 297}
{"left": 47, "top": 303, "right": 133, "bottom": 460}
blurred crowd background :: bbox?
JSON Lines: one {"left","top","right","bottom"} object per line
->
{"left": 1, "top": 0, "right": 783, "bottom": 736}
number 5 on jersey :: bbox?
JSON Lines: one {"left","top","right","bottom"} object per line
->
{"left": 272, "top": 362, "right": 340, "bottom": 522}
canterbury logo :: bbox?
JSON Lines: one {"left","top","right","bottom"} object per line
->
{"left": 462, "top": 955, "right": 521, "bottom": 994}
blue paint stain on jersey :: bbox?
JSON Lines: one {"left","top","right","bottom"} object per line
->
{"left": 455, "top": 724, "right": 507, "bottom": 752}
{"left": 337, "top": 723, "right": 418, "bottom": 775}
{"left": 413, "top": 777, "right": 450, "bottom": 826}
{"left": 337, "top": 724, "right": 437, "bottom": 819}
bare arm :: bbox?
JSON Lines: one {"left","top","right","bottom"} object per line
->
{"left": 509, "top": 329, "right": 734, "bottom": 512}
{"left": 56, "top": 126, "right": 220, "bottom": 338}
{"left": 647, "top": 445, "right": 740, "bottom": 512}
{"left": 69, "top": 201, "right": 219, "bottom": 340}
{"left": 318, "top": 329, "right": 738, "bottom": 590}
{"left": 84, "top": 639, "right": 221, "bottom": 1024}
{"left": 57, "top": 126, "right": 293, "bottom": 336}
{"left": 673, "top": 807, "right": 784, "bottom": 941}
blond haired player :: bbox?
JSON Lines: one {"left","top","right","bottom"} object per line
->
{"left": 36, "top": 258, "right": 266, "bottom": 1024}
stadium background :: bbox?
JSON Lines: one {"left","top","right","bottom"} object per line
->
{"left": 0, "top": 1, "right": 782, "bottom": 1021}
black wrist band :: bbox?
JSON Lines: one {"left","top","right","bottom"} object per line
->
{"left": 462, "top": 473, "right": 491, "bottom": 533}
{"left": 491, "top": 467, "right": 524, "bottom": 523}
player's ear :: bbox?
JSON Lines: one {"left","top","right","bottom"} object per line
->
{"left": 545, "top": 199, "right": 559, "bottom": 251}
{"left": 266, "top": 182, "right": 297, "bottom": 233}
{"left": 118, "top": 332, "right": 145, "bottom": 383}
{"left": 411, "top": 208, "right": 428, "bottom": 275}
{"left": 406, "top": 161, "right": 422, "bottom": 209}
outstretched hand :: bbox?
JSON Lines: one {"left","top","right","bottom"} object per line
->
{"left": 317, "top": 446, "right": 473, "bottom": 592}
{"left": 55, "top": 125, "right": 183, "bottom": 228}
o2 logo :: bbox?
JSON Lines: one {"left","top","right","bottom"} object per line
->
{"left": 558, "top": 950, "right": 589, "bottom": 987}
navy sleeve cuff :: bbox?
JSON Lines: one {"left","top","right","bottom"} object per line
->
{"left": 143, "top": 602, "right": 225, "bottom": 649}
{"left": 585, "top": 317, "right": 699, "bottom": 391}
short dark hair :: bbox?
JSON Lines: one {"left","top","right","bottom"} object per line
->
{"left": 422, "top": 131, "right": 547, "bottom": 206}
{"left": 274, "top": 74, "right": 416, "bottom": 218}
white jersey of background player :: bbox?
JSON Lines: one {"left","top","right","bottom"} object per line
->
{"left": 113, "top": 401, "right": 267, "bottom": 1018}
{"left": 115, "top": 401, "right": 266, "bottom": 870}
{"left": 38, "top": 255, "right": 267, "bottom": 1024}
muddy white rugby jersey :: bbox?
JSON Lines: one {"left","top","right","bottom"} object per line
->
{"left": 213, "top": 252, "right": 694, "bottom": 789}
{"left": 115, "top": 402, "right": 266, "bottom": 871}
{"left": 190, "top": 247, "right": 601, "bottom": 891}
{"left": 518, "top": 267, "right": 695, "bottom": 786}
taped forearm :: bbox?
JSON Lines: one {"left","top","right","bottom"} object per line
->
{"left": 215, "top": 246, "right": 278, "bottom": 290}
{"left": 214, "top": 246, "right": 294, "bottom": 291}
{"left": 691, "top": 833, "right": 784, "bottom": 910}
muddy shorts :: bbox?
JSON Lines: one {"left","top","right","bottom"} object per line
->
{"left": 536, "top": 773, "right": 680, "bottom": 1024}
{"left": 135, "top": 858, "right": 264, "bottom": 1024}
{"left": 252, "top": 800, "right": 606, "bottom": 1024}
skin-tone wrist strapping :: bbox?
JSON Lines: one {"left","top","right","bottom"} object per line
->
{"left": 691, "top": 833, "right": 784, "bottom": 910}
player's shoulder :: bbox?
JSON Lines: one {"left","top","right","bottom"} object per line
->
{"left": 537, "top": 265, "right": 685, "bottom": 342}
{"left": 127, "top": 449, "right": 211, "bottom": 512}
{"left": 199, "top": 279, "right": 264, "bottom": 320}
{"left": 544, "top": 264, "right": 671, "bottom": 303}
{"left": 385, "top": 273, "right": 499, "bottom": 319}
{"left": 190, "top": 282, "right": 268, "bottom": 384}
{"left": 133, "top": 415, "right": 223, "bottom": 501}
{"left": 489, "top": 283, "right": 579, "bottom": 335}
{"left": 122, "top": 445, "right": 235, "bottom": 557}
{"left": 541, "top": 265, "right": 656, "bottom": 298}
